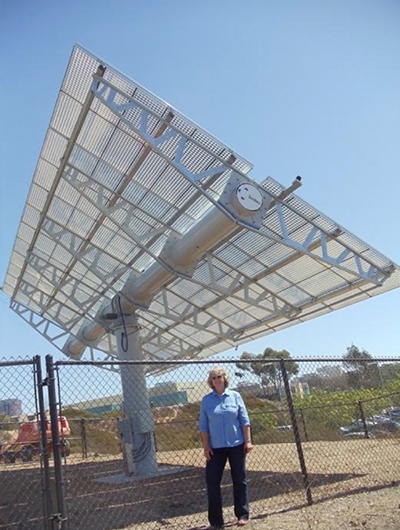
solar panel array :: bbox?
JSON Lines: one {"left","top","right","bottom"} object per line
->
{"left": 3, "top": 45, "right": 400, "bottom": 363}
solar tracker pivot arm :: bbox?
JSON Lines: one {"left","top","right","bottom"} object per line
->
{"left": 62, "top": 173, "right": 273, "bottom": 358}
{"left": 158, "top": 174, "right": 271, "bottom": 277}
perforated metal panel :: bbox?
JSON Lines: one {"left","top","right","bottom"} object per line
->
{"left": 3, "top": 45, "right": 400, "bottom": 365}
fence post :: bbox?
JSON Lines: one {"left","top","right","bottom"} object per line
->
{"left": 280, "top": 359, "right": 313, "bottom": 506}
{"left": 80, "top": 418, "right": 87, "bottom": 459}
{"left": 46, "top": 355, "right": 68, "bottom": 529}
{"left": 358, "top": 401, "right": 369, "bottom": 439}
{"left": 299, "top": 408, "right": 309, "bottom": 443}
{"left": 34, "top": 355, "right": 54, "bottom": 530}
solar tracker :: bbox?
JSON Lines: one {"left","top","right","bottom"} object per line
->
{"left": 3, "top": 44, "right": 400, "bottom": 476}
{"left": 3, "top": 44, "right": 400, "bottom": 365}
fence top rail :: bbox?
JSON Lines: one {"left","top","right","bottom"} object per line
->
{"left": 0, "top": 358, "right": 35, "bottom": 367}
{"left": 67, "top": 417, "right": 120, "bottom": 423}
{"left": 55, "top": 357, "right": 400, "bottom": 367}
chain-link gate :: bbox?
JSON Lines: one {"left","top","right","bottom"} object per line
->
{"left": 0, "top": 357, "right": 53, "bottom": 530}
{"left": 47, "top": 356, "right": 400, "bottom": 530}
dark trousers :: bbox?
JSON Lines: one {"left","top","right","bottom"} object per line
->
{"left": 206, "top": 444, "right": 249, "bottom": 527}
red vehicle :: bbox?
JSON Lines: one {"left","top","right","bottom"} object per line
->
{"left": 0, "top": 416, "right": 70, "bottom": 463}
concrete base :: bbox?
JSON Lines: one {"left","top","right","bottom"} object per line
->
{"left": 94, "top": 465, "right": 187, "bottom": 484}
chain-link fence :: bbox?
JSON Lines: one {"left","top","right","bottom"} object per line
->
{"left": 1, "top": 356, "right": 400, "bottom": 529}
{"left": 51, "top": 357, "right": 400, "bottom": 530}
{"left": 0, "top": 358, "right": 49, "bottom": 530}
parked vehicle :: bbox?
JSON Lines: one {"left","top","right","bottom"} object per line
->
{"left": 339, "top": 413, "right": 400, "bottom": 438}
{"left": 0, "top": 416, "right": 70, "bottom": 464}
{"left": 382, "top": 407, "right": 400, "bottom": 420}
{"left": 339, "top": 419, "right": 375, "bottom": 435}
{"left": 276, "top": 425, "right": 293, "bottom": 431}
{"left": 373, "top": 417, "right": 400, "bottom": 432}
{"left": 343, "top": 431, "right": 379, "bottom": 439}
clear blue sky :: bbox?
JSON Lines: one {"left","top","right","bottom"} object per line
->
{"left": 0, "top": 0, "right": 399, "bottom": 364}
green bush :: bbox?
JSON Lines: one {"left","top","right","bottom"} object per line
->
{"left": 292, "top": 383, "right": 400, "bottom": 441}
{"left": 85, "top": 421, "right": 120, "bottom": 455}
{"left": 60, "top": 380, "right": 400, "bottom": 454}
{"left": 155, "top": 420, "right": 201, "bottom": 452}
{"left": 61, "top": 410, "right": 120, "bottom": 456}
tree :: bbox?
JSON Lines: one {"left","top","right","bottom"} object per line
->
{"left": 236, "top": 347, "right": 299, "bottom": 400}
{"left": 316, "top": 365, "right": 349, "bottom": 391}
{"left": 342, "top": 344, "right": 380, "bottom": 389}
{"left": 379, "top": 363, "right": 400, "bottom": 386}
{"left": 300, "top": 366, "right": 349, "bottom": 392}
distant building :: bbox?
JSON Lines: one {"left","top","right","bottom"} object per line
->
{"left": 152, "top": 381, "right": 179, "bottom": 393}
{"left": 0, "top": 398, "right": 22, "bottom": 417}
{"left": 262, "top": 381, "right": 310, "bottom": 399}
{"left": 148, "top": 380, "right": 209, "bottom": 407}
{"left": 277, "top": 380, "right": 310, "bottom": 398}
{"left": 291, "top": 381, "right": 310, "bottom": 398}
{"left": 236, "top": 381, "right": 263, "bottom": 396}
{"left": 172, "top": 381, "right": 210, "bottom": 403}
{"left": 149, "top": 381, "right": 187, "bottom": 407}
{"left": 67, "top": 395, "right": 122, "bottom": 416}
{"left": 67, "top": 381, "right": 209, "bottom": 414}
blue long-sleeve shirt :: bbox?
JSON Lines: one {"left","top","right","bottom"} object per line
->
{"left": 199, "top": 389, "right": 250, "bottom": 449}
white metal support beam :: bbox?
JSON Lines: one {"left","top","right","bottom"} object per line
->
{"left": 41, "top": 218, "right": 137, "bottom": 284}
{"left": 10, "top": 301, "right": 118, "bottom": 362}
{"left": 61, "top": 172, "right": 278, "bottom": 357}
{"left": 11, "top": 65, "right": 106, "bottom": 302}
{"left": 272, "top": 201, "right": 390, "bottom": 284}
{"left": 91, "top": 76, "right": 237, "bottom": 183}
{"left": 91, "top": 76, "right": 390, "bottom": 286}
{"left": 24, "top": 254, "right": 210, "bottom": 361}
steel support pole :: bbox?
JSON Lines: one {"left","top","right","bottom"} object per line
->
{"left": 113, "top": 313, "right": 158, "bottom": 476}
{"left": 358, "top": 401, "right": 370, "bottom": 439}
{"left": 280, "top": 360, "right": 313, "bottom": 506}
{"left": 46, "top": 355, "right": 68, "bottom": 529}
{"left": 80, "top": 419, "right": 88, "bottom": 459}
{"left": 299, "top": 408, "right": 309, "bottom": 443}
{"left": 34, "top": 355, "right": 53, "bottom": 530}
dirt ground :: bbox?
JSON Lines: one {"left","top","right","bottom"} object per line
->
{"left": 157, "top": 438, "right": 400, "bottom": 530}
{"left": 247, "top": 485, "right": 400, "bottom": 530}
{"left": 1, "top": 438, "right": 400, "bottom": 529}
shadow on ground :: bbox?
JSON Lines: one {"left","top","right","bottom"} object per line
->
{"left": 239, "top": 479, "right": 400, "bottom": 530}
{"left": 0, "top": 458, "right": 367, "bottom": 529}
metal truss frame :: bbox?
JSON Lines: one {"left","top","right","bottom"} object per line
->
{"left": 60, "top": 164, "right": 300, "bottom": 311}
{"left": 91, "top": 76, "right": 390, "bottom": 286}
{"left": 7, "top": 149, "right": 395, "bottom": 361}
{"left": 10, "top": 301, "right": 118, "bottom": 365}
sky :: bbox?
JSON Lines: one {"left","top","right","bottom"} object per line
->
{"left": 0, "top": 0, "right": 399, "bottom": 367}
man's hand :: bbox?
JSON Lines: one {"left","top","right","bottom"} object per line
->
{"left": 204, "top": 447, "right": 213, "bottom": 460}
